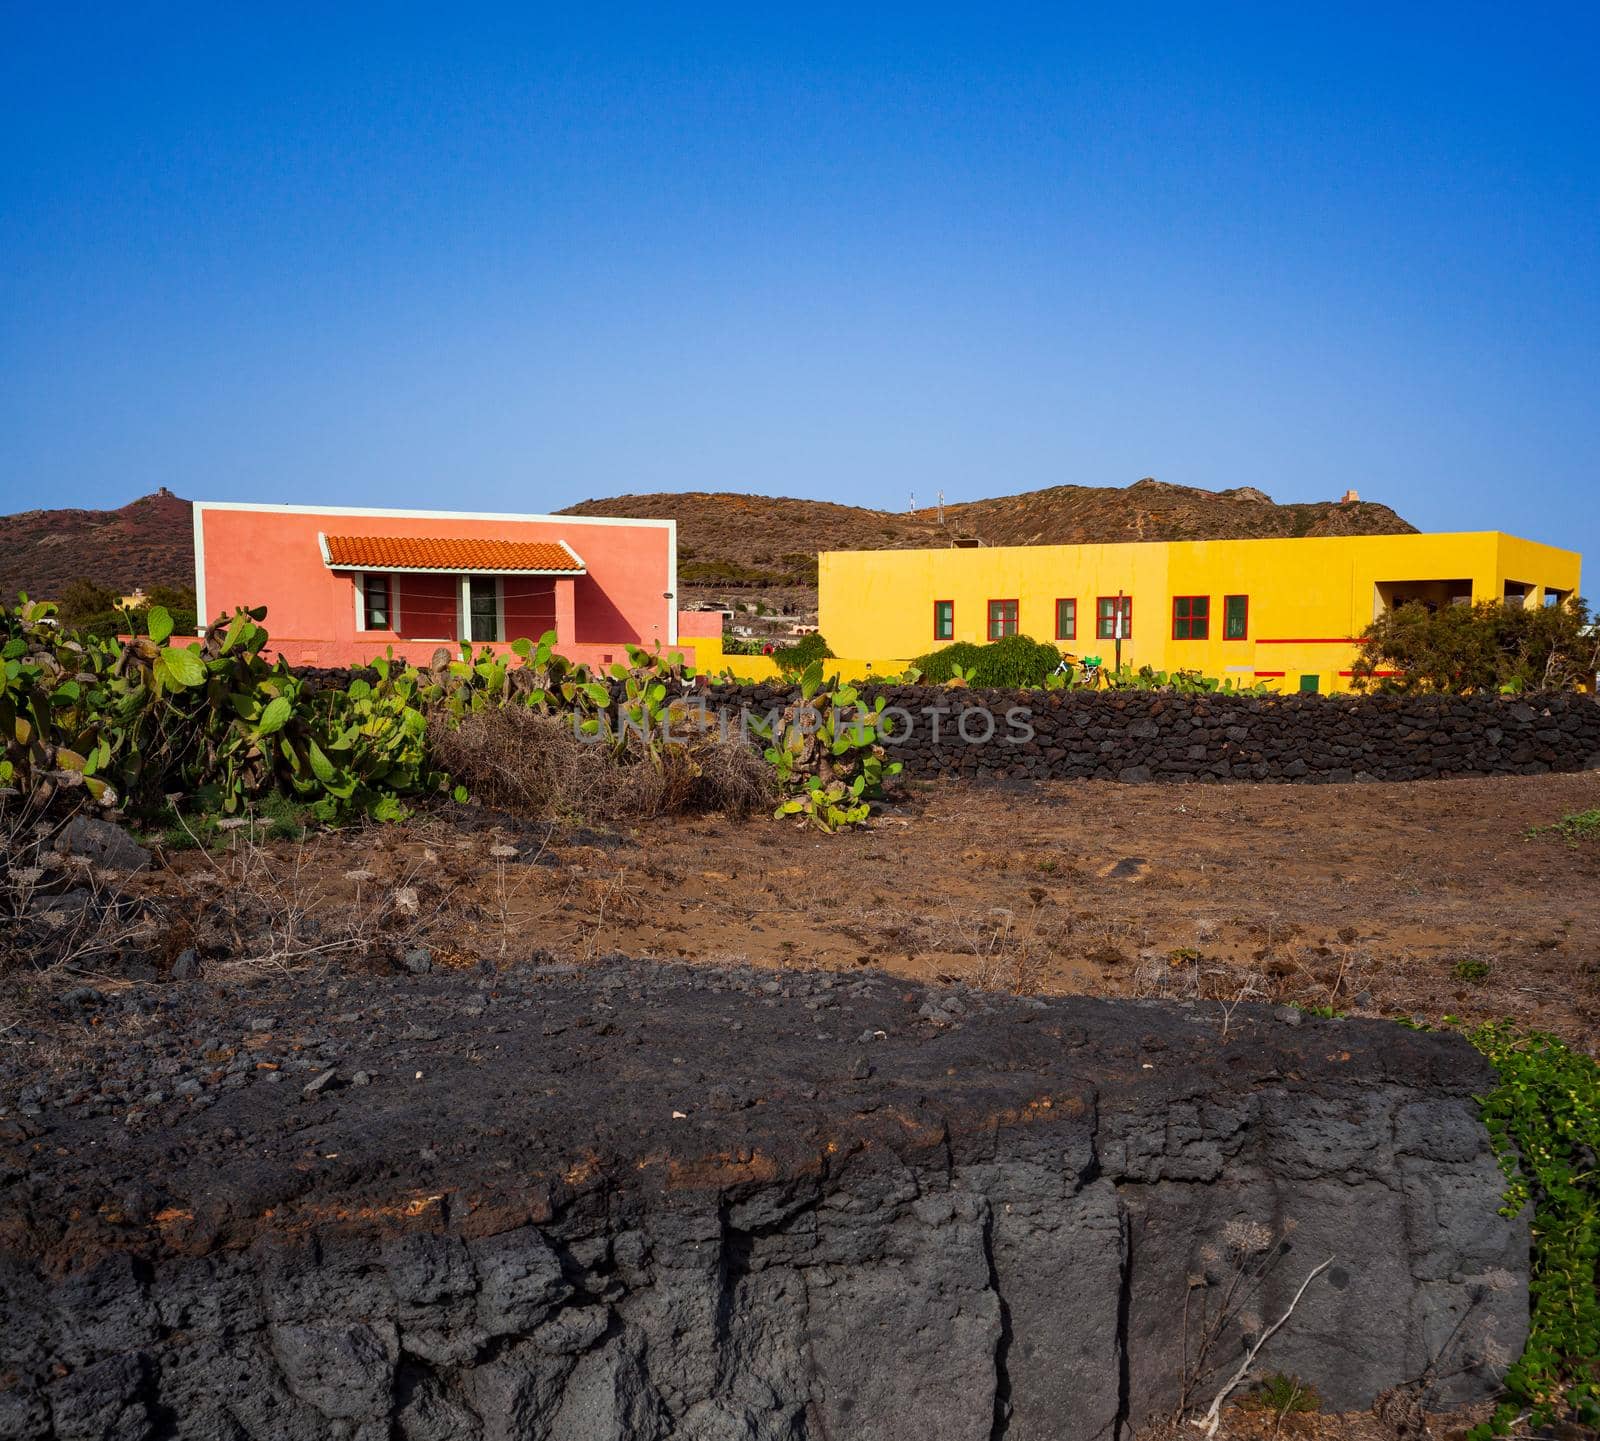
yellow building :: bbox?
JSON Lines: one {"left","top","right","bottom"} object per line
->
{"left": 817, "top": 531, "right": 1582, "bottom": 692}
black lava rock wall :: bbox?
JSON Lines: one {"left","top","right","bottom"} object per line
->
{"left": 713, "top": 685, "right": 1600, "bottom": 783}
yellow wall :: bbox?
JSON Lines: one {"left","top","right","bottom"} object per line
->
{"left": 686, "top": 638, "right": 909, "bottom": 684}
{"left": 818, "top": 531, "right": 1582, "bottom": 693}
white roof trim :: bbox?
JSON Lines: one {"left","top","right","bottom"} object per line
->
{"left": 195, "top": 500, "right": 672, "bottom": 530}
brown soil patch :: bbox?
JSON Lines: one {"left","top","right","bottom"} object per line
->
{"left": 133, "top": 770, "right": 1600, "bottom": 1050}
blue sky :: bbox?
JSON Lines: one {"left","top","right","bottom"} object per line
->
{"left": 2, "top": 4, "right": 1595, "bottom": 574}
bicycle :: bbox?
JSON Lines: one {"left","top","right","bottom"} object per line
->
{"left": 1054, "top": 653, "right": 1106, "bottom": 688}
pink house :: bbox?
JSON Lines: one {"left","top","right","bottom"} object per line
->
{"left": 193, "top": 501, "right": 719, "bottom": 668}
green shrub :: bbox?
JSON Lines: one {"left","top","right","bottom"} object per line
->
{"left": 909, "top": 640, "right": 988, "bottom": 683}
{"left": 907, "top": 639, "right": 1269, "bottom": 692}
{"left": 910, "top": 635, "right": 1062, "bottom": 687}
{"left": 50, "top": 580, "right": 198, "bottom": 642}
{"left": 1353, "top": 597, "right": 1598, "bottom": 693}
{"left": 968, "top": 634, "right": 1064, "bottom": 686}
{"left": 773, "top": 632, "right": 835, "bottom": 673}
{"left": 1468, "top": 1023, "right": 1600, "bottom": 1436}
{"left": 259, "top": 789, "right": 311, "bottom": 839}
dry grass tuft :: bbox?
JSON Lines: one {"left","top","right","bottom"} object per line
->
{"left": 161, "top": 824, "right": 438, "bottom": 974}
{"left": 427, "top": 707, "right": 774, "bottom": 823}
{"left": 0, "top": 801, "right": 155, "bottom": 988}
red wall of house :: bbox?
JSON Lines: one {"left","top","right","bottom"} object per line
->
{"left": 395, "top": 574, "right": 458, "bottom": 644}
{"left": 195, "top": 504, "right": 678, "bottom": 668}
{"left": 503, "top": 575, "right": 557, "bottom": 642}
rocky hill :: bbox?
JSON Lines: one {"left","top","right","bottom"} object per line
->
{"left": 943, "top": 477, "right": 1415, "bottom": 547}
{"left": 1, "top": 479, "right": 1415, "bottom": 611}
{"left": 562, "top": 478, "right": 1416, "bottom": 609}
{"left": 0, "top": 489, "right": 194, "bottom": 601}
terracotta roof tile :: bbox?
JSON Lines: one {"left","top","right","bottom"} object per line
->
{"left": 322, "top": 534, "right": 584, "bottom": 573}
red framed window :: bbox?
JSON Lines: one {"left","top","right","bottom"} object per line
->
{"left": 933, "top": 599, "right": 954, "bottom": 640}
{"left": 1223, "top": 594, "right": 1248, "bottom": 640}
{"left": 1054, "top": 597, "right": 1077, "bottom": 641}
{"left": 987, "top": 598, "right": 1019, "bottom": 640}
{"left": 1096, "top": 595, "right": 1131, "bottom": 640}
{"left": 1172, "top": 595, "right": 1210, "bottom": 640}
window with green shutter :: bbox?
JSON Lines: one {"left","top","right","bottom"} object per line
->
{"left": 1224, "top": 594, "right": 1248, "bottom": 640}
{"left": 933, "top": 600, "right": 954, "bottom": 640}
{"left": 1055, "top": 598, "right": 1076, "bottom": 641}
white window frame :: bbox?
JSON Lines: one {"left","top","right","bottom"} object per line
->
{"left": 354, "top": 571, "right": 400, "bottom": 633}
{"left": 459, "top": 575, "right": 504, "bottom": 643}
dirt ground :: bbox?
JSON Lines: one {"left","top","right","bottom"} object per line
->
{"left": 122, "top": 769, "right": 1600, "bottom": 1051}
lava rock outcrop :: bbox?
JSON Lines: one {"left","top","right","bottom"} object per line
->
{"left": 0, "top": 963, "right": 1526, "bottom": 1439}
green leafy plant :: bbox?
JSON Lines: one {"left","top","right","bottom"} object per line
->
{"left": 774, "top": 775, "right": 873, "bottom": 832}
{"left": 1241, "top": 1372, "right": 1320, "bottom": 1416}
{"left": 1527, "top": 809, "right": 1600, "bottom": 846}
{"left": 756, "top": 659, "right": 901, "bottom": 832}
{"left": 1468, "top": 1023, "right": 1600, "bottom": 1436}
{"left": 2, "top": 596, "right": 121, "bottom": 808}
{"left": 1453, "top": 958, "right": 1492, "bottom": 983}
{"left": 6, "top": 597, "right": 887, "bottom": 841}
{"left": 1, "top": 597, "right": 442, "bottom": 823}
{"left": 1104, "top": 664, "right": 1272, "bottom": 695}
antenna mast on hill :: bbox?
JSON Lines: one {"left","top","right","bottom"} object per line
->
{"left": 937, "top": 490, "right": 945, "bottom": 526}
{"left": 908, "top": 491, "right": 915, "bottom": 514}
